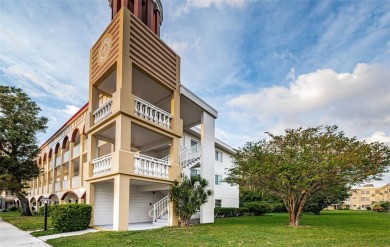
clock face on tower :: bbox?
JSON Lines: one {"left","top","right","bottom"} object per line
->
{"left": 98, "top": 35, "right": 112, "bottom": 65}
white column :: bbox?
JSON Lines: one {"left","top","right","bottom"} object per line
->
{"left": 200, "top": 111, "right": 215, "bottom": 224}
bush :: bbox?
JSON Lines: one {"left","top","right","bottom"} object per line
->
{"left": 39, "top": 205, "right": 54, "bottom": 216}
{"left": 214, "top": 207, "right": 247, "bottom": 218}
{"left": 244, "top": 201, "right": 272, "bottom": 216}
{"left": 51, "top": 204, "right": 92, "bottom": 232}
{"left": 372, "top": 205, "right": 384, "bottom": 212}
{"left": 271, "top": 203, "right": 287, "bottom": 213}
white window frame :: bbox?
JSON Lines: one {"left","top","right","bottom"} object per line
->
{"left": 215, "top": 199, "right": 222, "bottom": 208}
{"left": 215, "top": 174, "right": 223, "bottom": 186}
{"left": 215, "top": 150, "right": 223, "bottom": 162}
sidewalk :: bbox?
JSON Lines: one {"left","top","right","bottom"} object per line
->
{"left": 0, "top": 218, "right": 51, "bottom": 247}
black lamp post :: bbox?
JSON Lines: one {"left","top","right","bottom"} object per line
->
{"left": 41, "top": 197, "right": 50, "bottom": 231}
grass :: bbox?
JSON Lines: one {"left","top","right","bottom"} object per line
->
{"left": 46, "top": 211, "right": 390, "bottom": 247}
{"left": 0, "top": 211, "right": 52, "bottom": 231}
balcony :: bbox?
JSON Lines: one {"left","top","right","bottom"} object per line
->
{"left": 93, "top": 98, "right": 112, "bottom": 124}
{"left": 92, "top": 154, "right": 112, "bottom": 177}
{"left": 63, "top": 180, "right": 69, "bottom": 190}
{"left": 72, "top": 176, "right": 80, "bottom": 188}
{"left": 63, "top": 150, "right": 70, "bottom": 163}
{"left": 73, "top": 144, "right": 80, "bottom": 158}
{"left": 134, "top": 96, "right": 171, "bottom": 129}
{"left": 134, "top": 154, "right": 170, "bottom": 179}
{"left": 55, "top": 156, "right": 62, "bottom": 167}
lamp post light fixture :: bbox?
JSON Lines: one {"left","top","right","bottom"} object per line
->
{"left": 40, "top": 197, "right": 50, "bottom": 231}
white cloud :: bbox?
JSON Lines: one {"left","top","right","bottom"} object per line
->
{"left": 64, "top": 105, "right": 80, "bottom": 116}
{"left": 172, "top": 0, "right": 245, "bottom": 18}
{"left": 364, "top": 132, "right": 390, "bottom": 146}
{"left": 228, "top": 63, "right": 390, "bottom": 139}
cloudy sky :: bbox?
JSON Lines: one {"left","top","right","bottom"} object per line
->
{"left": 1, "top": 0, "right": 389, "bottom": 185}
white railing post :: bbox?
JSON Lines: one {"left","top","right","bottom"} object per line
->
{"left": 179, "top": 144, "right": 201, "bottom": 168}
{"left": 93, "top": 98, "right": 112, "bottom": 124}
{"left": 92, "top": 154, "right": 112, "bottom": 177}
{"left": 148, "top": 195, "right": 170, "bottom": 222}
{"left": 134, "top": 154, "right": 170, "bottom": 179}
{"left": 134, "top": 96, "right": 172, "bottom": 128}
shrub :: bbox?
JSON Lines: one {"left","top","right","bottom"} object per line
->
{"left": 244, "top": 201, "right": 272, "bottom": 216}
{"left": 271, "top": 203, "right": 287, "bottom": 213}
{"left": 51, "top": 204, "right": 92, "bottom": 232}
{"left": 372, "top": 205, "right": 384, "bottom": 212}
{"left": 39, "top": 205, "right": 54, "bottom": 216}
{"left": 214, "top": 207, "right": 247, "bottom": 218}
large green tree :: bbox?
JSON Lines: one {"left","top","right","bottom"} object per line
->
{"left": 0, "top": 86, "right": 48, "bottom": 216}
{"left": 169, "top": 175, "right": 212, "bottom": 226}
{"left": 226, "top": 126, "right": 390, "bottom": 226}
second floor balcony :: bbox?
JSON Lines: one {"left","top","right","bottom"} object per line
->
{"left": 93, "top": 98, "right": 112, "bottom": 124}
{"left": 134, "top": 96, "right": 172, "bottom": 129}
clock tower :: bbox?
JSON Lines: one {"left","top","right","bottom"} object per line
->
{"left": 85, "top": 0, "right": 182, "bottom": 230}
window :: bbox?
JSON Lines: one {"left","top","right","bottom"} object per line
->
{"left": 191, "top": 139, "right": 199, "bottom": 147}
{"left": 191, "top": 139, "right": 200, "bottom": 151}
{"left": 215, "top": 199, "right": 222, "bottom": 208}
{"left": 215, "top": 175, "right": 222, "bottom": 185}
{"left": 215, "top": 151, "right": 223, "bottom": 162}
{"left": 375, "top": 190, "right": 380, "bottom": 194}
{"left": 191, "top": 169, "right": 200, "bottom": 177}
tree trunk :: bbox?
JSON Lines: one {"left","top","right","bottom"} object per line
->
{"left": 15, "top": 193, "right": 32, "bottom": 216}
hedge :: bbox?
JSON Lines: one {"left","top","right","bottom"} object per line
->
{"left": 39, "top": 205, "right": 54, "bottom": 216}
{"left": 51, "top": 204, "right": 92, "bottom": 232}
{"left": 214, "top": 207, "right": 247, "bottom": 218}
{"left": 244, "top": 201, "right": 272, "bottom": 216}
{"left": 271, "top": 203, "right": 288, "bottom": 213}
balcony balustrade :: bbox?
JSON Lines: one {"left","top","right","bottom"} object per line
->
{"left": 63, "top": 150, "right": 70, "bottom": 162}
{"left": 92, "top": 154, "right": 112, "bottom": 177}
{"left": 63, "top": 179, "right": 69, "bottom": 190}
{"left": 55, "top": 156, "right": 62, "bottom": 167}
{"left": 72, "top": 176, "right": 80, "bottom": 188}
{"left": 134, "top": 96, "right": 171, "bottom": 128}
{"left": 134, "top": 154, "right": 170, "bottom": 179}
{"left": 73, "top": 143, "right": 80, "bottom": 158}
{"left": 93, "top": 98, "right": 112, "bottom": 124}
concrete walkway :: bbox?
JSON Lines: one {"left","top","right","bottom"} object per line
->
{"left": 38, "top": 228, "right": 98, "bottom": 241}
{"left": 0, "top": 218, "right": 51, "bottom": 247}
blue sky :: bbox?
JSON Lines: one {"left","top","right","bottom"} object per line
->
{"left": 1, "top": 0, "right": 390, "bottom": 185}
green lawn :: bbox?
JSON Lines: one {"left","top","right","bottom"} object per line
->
{"left": 46, "top": 211, "right": 390, "bottom": 247}
{"left": 0, "top": 211, "right": 52, "bottom": 231}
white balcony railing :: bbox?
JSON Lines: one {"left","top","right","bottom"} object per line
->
{"left": 73, "top": 143, "right": 80, "bottom": 158}
{"left": 50, "top": 159, "right": 54, "bottom": 169}
{"left": 63, "top": 180, "right": 69, "bottom": 190}
{"left": 72, "top": 176, "right": 80, "bottom": 188}
{"left": 55, "top": 182, "right": 59, "bottom": 192}
{"left": 56, "top": 156, "right": 62, "bottom": 167}
{"left": 63, "top": 150, "right": 70, "bottom": 162}
{"left": 134, "top": 96, "right": 172, "bottom": 128}
{"left": 134, "top": 154, "right": 170, "bottom": 178}
{"left": 93, "top": 99, "right": 112, "bottom": 124}
{"left": 92, "top": 154, "right": 112, "bottom": 177}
